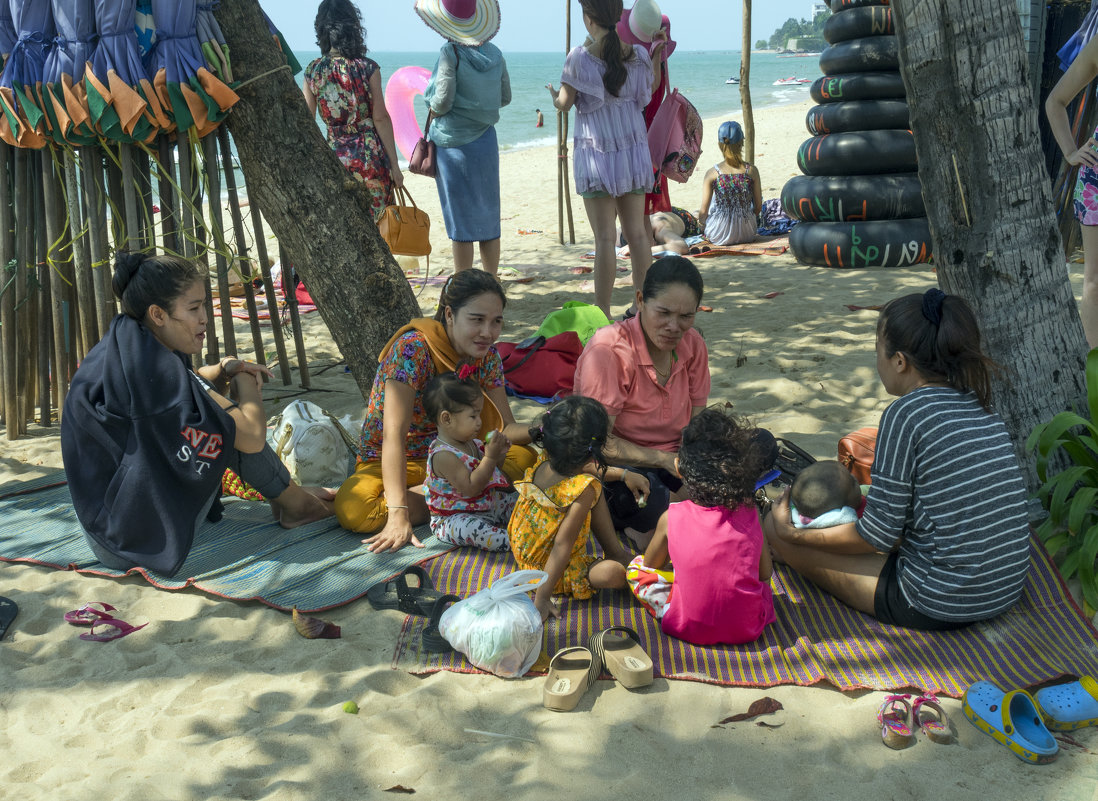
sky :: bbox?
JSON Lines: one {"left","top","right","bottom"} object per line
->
{"left": 260, "top": 1, "right": 822, "bottom": 53}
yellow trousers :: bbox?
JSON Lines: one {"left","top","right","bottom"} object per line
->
{"left": 334, "top": 444, "right": 538, "bottom": 533}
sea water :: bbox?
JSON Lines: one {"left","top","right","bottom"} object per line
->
{"left": 292, "top": 49, "right": 821, "bottom": 152}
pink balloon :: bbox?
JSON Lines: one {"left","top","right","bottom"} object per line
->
{"left": 385, "top": 66, "right": 432, "bottom": 162}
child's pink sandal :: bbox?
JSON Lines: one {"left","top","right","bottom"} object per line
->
{"left": 912, "top": 693, "right": 953, "bottom": 744}
{"left": 877, "top": 694, "right": 916, "bottom": 749}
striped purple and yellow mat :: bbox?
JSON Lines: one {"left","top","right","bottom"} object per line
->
{"left": 392, "top": 535, "right": 1098, "bottom": 697}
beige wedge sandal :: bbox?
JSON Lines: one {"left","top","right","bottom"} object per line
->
{"left": 543, "top": 646, "right": 602, "bottom": 712}
{"left": 590, "top": 626, "right": 653, "bottom": 689}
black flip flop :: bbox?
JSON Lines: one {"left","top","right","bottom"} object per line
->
{"left": 0, "top": 596, "right": 18, "bottom": 640}
{"left": 421, "top": 594, "right": 461, "bottom": 654}
{"left": 366, "top": 565, "right": 444, "bottom": 616}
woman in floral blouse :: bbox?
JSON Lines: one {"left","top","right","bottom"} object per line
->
{"left": 304, "top": 0, "right": 402, "bottom": 220}
{"left": 334, "top": 270, "right": 537, "bottom": 552}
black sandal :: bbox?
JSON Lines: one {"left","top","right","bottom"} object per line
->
{"left": 421, "top": 594, "right": 461, "bottom": 654}
{"left": 366, "top": 565, "right": 444, "bottom": 616}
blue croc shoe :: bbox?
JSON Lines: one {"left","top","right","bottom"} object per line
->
{"left": 1035, "top": 676, "right": 1098, "bottom": 731}
{"left": 962, "top": 680, "right": 1058, "bottom": 764}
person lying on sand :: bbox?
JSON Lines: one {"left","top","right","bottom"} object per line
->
{"left": 617, "top": 207, "right": 701, "bottom": 256}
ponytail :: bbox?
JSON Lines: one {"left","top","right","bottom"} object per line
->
{"left": 531, "top": 395, "right": 610, "bottom": 476}
{"left": 580, "top": 0, "right": 630, "bottom": 97}
{"left": 879, "top": 289, "right": 998, "bottom": 410}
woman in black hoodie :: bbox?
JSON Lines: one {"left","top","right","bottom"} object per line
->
{"left": 61, "top": 252, "right": 334, "bottom": 576}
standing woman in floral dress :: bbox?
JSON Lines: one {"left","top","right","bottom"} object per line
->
{"left": 304, "top": 0, "right": 403, "bottom": 220}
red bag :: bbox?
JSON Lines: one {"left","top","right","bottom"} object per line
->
{"left": 496, "top": 332, "right": 583, "bottom": 398}
{"left": 838, "top": 427, "right": 878, "bottom": 485}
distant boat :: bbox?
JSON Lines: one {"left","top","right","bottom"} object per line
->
{"left": 726, "top": 76, "right": 739, "bottom": 84}
{"left": 773, "top": 76, "right": 811, "bottom": 86}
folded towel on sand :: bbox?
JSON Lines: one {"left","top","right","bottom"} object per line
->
{"left": 393, "top": 535, "right": 1098, "bottom": 696}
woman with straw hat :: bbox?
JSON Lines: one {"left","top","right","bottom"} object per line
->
{"left": 417, "top": 0, "right": 510, "bottom": 275}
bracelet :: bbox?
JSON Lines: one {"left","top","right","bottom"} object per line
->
{"left": 387, "top": 504, "right": 408, "bottom": 510}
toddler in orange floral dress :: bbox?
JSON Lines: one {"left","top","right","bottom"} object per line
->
{"left": 508, "top": 396, "right": 647, "bottom": 620}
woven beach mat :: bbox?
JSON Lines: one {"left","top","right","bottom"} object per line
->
{"left": 0, "top": 472, "right": 449, "bottom": 613}
{"left": 392, "top": 536, "right": 1098, "bottom": 697}
{"left": 690, "top": 235, "right": 790, "bottom": 257}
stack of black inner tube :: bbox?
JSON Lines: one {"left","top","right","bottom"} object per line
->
{"left": 781, "top": 0, "right": 933, "bottom": 268}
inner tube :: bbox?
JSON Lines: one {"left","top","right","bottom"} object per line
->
{"left": 811, "top": 72, "right": 906, "bottom": 104}
{"left": 806, "top": 99, "right": 910, "bottom": 134}
{"left": 781, "top": 175, "right": 925, "bottom": 222}
{"left": 824, "top": 5, "right": 894, "bottom": 43}
{"left": 789, "top": 218, "right": 932, "bottom": 268}
{"left": 830, "top": 0, "right": 891, "bottom": 11}
{"left": 819, "top": 36, "right": 899, "bottom": 73}
{"left": 384, "top": 66, "right": 432, "bottom": 162}
{"left": 797, "top": 130, "right": 917, "bottom": 175}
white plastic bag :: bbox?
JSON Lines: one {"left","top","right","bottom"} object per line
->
{"left": 266, "top": 399, "right": 357, "bottom": 487}
{"left": 438, "top": 570, "right": 548, "bottom": 678}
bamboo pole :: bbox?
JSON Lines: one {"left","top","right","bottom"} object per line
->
{"left": 80, "top": 148, "right": 113, "bottom": 336}
{"left": 740, "top": 1, "right": 756, "bottom": 163}
{"left": 201, "top": 133, "right": 237, "bottom": 357}
{"left": 157, "top": 134, "right": 178, "bottom": 252}
{"left": 561, "top": 0, "right": 575, "bottom": 244}
{"left": 42, "top": 150, "right": 71, "bottom": 411}
{"left": 1, "top": 141, "right": 16, "bottom": 437}
{"left": 118, "top": 143, "right": 141, "bottom": 251}
{"left": 134, "top": 145, "right": 155, "bottom": 249}
{"left": 13, "top": 148, "right": 30, "bottom": 436}
{"left": 279, "top": 245, "right": 310, "bottom": 389}
{"left": 66, "top": 149, "right": 97, "bottom": 358}
{"left": 249, "top": 204, "right": 292, "bottom": 385}
{"left": 104, "top": 147, "right": 125, "bottom": 251}
{"left": 33, "top": 151, "right": 48, "bottom": 425}
{"left": 217, "top": 126, "right": 265, "bottom": 363}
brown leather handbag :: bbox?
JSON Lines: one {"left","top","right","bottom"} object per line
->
{"left": 378, "top": 186, "right": 431, "bottom": 260}
{"left": 408, "top": 110, "right": 436, "bottom": 178}
{"left": 838, "top": 426, "right": 878, "bottom": 485}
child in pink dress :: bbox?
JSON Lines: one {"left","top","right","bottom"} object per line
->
{"left": 423, "top": 371, "right": 515, "bottom": 551}
{"left": 626, "top": 407, "right": 775, "bottom": 645}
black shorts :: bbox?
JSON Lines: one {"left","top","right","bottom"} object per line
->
{"left": 873, "top": 551, "right": 971, "bottom": 631}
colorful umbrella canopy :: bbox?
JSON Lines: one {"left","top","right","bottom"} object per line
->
{"left": 196, "top": 1, "right": 231, "bottom": 82}
{"left": 41, "top": 0, "right": 98, "bottom": 145}
{"left": 263, "top": 9, "right": 301, "bottom": 76}
{"left": 145, "top": 0, "right": 237, "bottom": 137}
{"left": 86, "top": 0, "right": 167, "bottom": 142}
{"left": 0, "top": 0, "right": 55, "bottom": 148}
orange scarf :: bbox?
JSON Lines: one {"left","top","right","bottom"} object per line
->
{"left": 379, "top": 317, "right": 504, "bottom": 437}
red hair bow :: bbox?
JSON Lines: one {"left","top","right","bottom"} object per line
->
{"left": 457, "top": 364, "right": 476, "bottom": 381}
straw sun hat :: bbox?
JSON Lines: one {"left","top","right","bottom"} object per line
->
{"left": 414, "top": 0, "right": 501, "bottom": 46}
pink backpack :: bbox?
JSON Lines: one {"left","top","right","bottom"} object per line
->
{"left": 647, "top": 87, "right": 703, "bottom": 183}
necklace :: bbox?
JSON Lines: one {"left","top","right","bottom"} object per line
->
{"left": 652, "top": 361, "right": 671, "bottom": 379}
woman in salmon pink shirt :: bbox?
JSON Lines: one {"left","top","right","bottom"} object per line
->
{"left": 573, "top": 256, "right": 710, "bottom": 545}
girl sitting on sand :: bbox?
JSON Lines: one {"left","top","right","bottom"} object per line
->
{"left": 765, "top": 289, "right": 1031, "bottom": 630}
{"left": 627, "top": 407, "right": 775, "bottom": 646}
{"left": 697, "top": 121, "right": 762, "bottom": 246}
{"left": 508, "top": 396, "right": 648, "bottom": 621}
{"left": 422, "top": 370, "right": 516, "bottom": 551}
{"left": 61, "top": 253, "right": 334, "bottom": 577}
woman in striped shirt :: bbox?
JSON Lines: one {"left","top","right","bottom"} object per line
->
{"left": 764, "top": 289, "right": 1031, "bottom": 630}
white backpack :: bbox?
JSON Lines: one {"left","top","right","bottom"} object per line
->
{"left": 267, "top": 400, "right": 358, "bottom": 487}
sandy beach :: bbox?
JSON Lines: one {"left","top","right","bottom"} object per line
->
{"left": 2, "top": 97, "right": 1096, "bottom": 800}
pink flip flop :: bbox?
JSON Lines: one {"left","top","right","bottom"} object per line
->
{"left": 79, "top": 618, "right": 147, "bottom": 642}
{"left": 64, "top": 602, "right": 117, "bottom": 626}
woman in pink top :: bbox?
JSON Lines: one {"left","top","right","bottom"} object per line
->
{"left": 573, "top": 256, "right": 710, "bottom": 541}
{"left": 626, "top": 407, "right": 776, "bottom": 646}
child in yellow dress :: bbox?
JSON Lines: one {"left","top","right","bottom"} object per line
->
{"left": 508, "top": 396, "right": 648, "bottom": 621}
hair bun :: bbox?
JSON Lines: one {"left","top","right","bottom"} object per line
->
{"left": 111, "top": 251, "right": 147, "bottom": 300}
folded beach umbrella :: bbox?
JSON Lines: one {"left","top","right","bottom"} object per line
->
{"left": 196, "top": 1, "right": 232, "bottom": 83}
{"left": 41, "top": 0, "right": 98, "bottom": 145}
{"left": 262, "top": 9, "right": 301, "bottom": 76}
{"left": 86, "top": 0, "right": 168, "bottom": 142}
{"left": 0, "top": 0, "right": 56, "bottom": 148}
{"left": 145, "top": 0, "right": 238, "bottom": 137}
{"left": 134, "top": 0, "right": 155, "bottom": 59}
{"left": 0, "top": 3, "right": 15, "bottom": 65}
